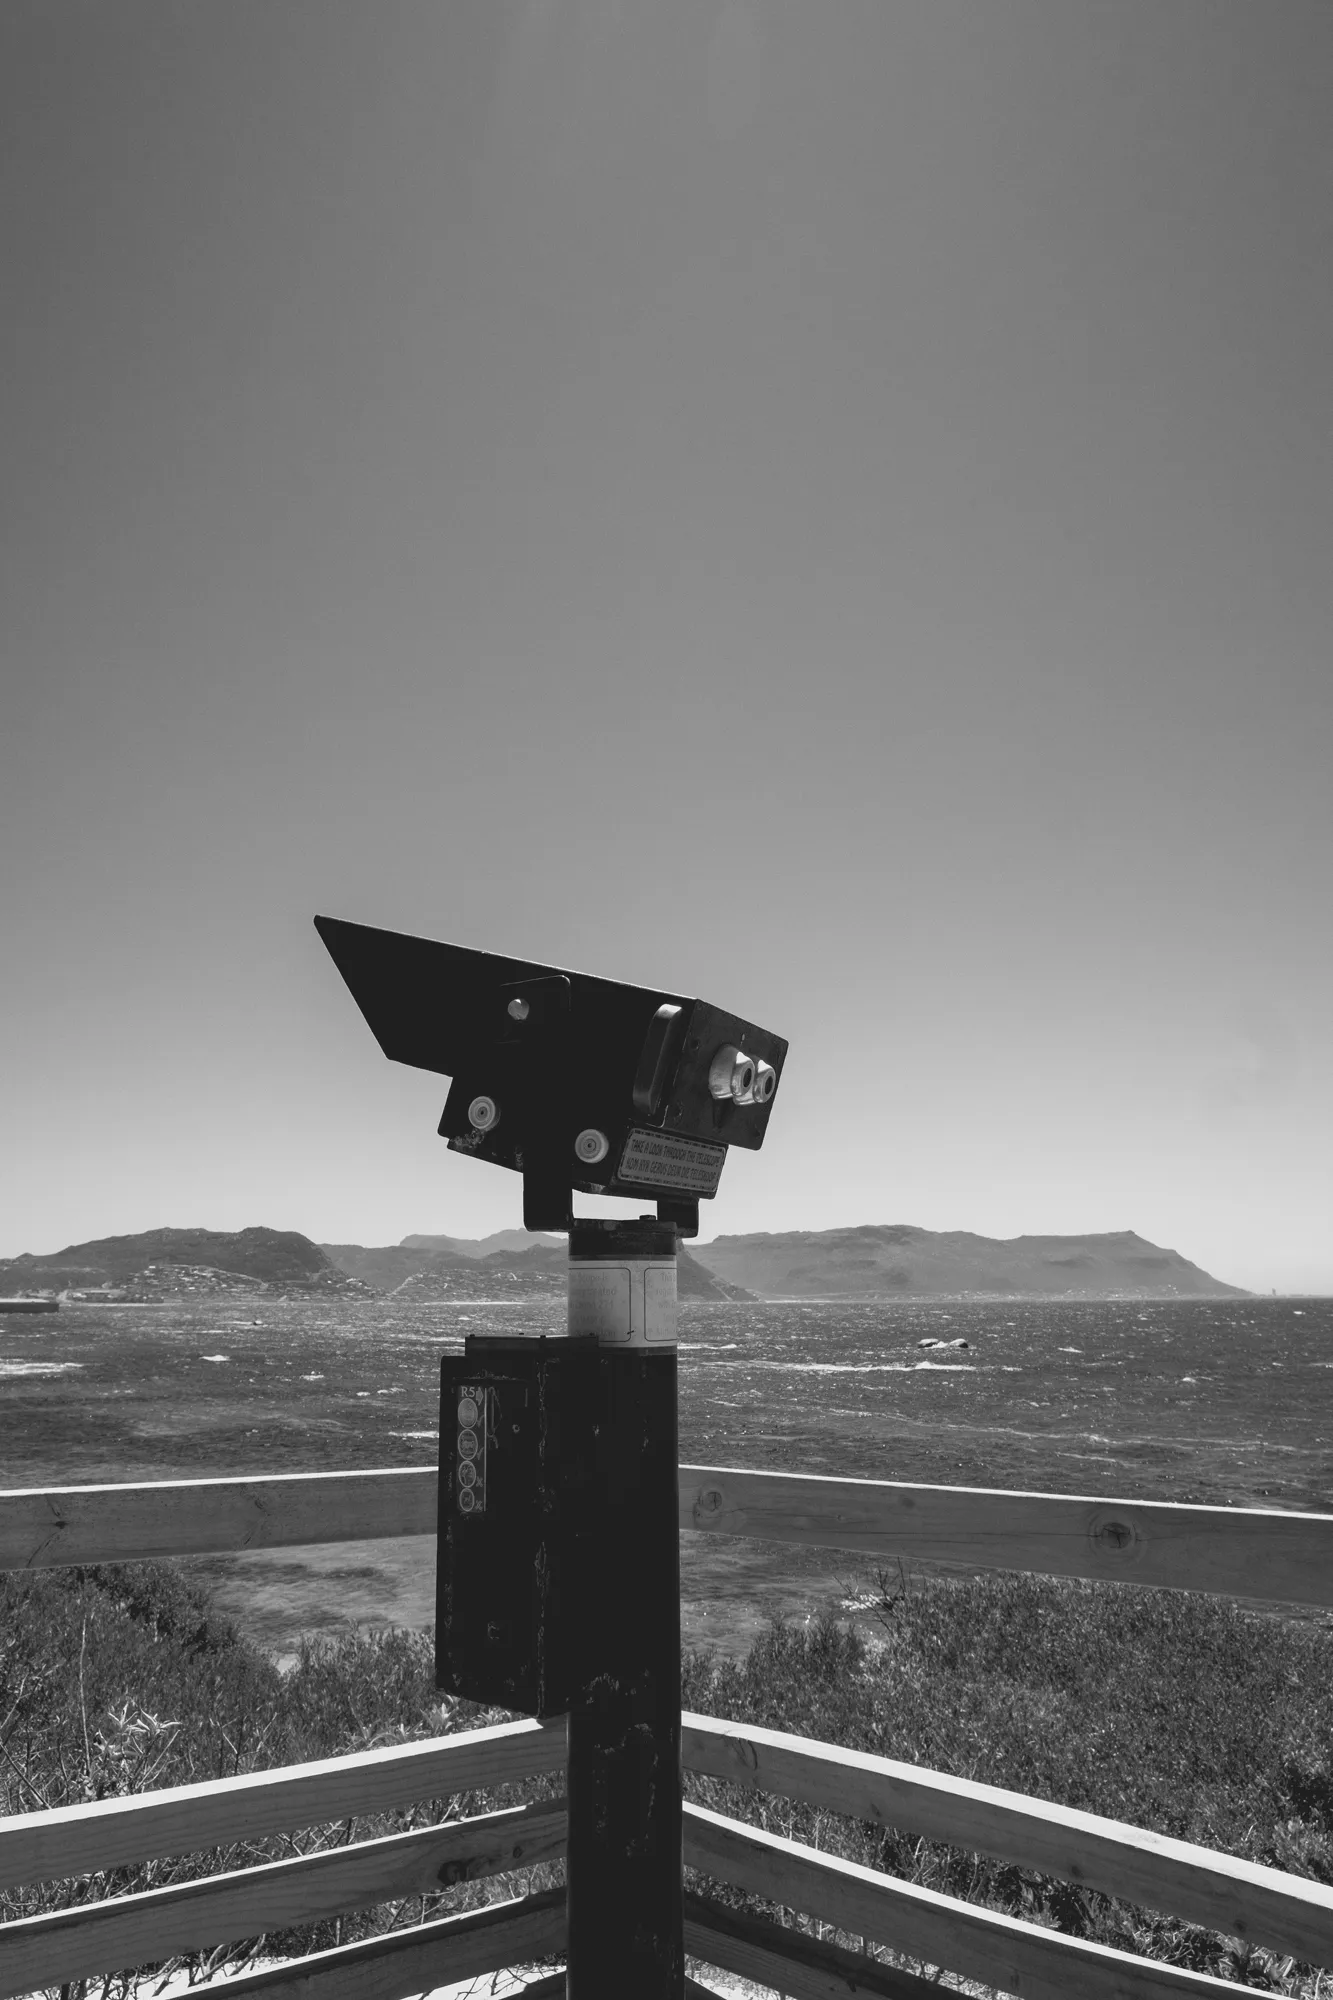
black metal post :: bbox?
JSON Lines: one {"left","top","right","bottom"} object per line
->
{"left": 565, "top": 1220, "right": 683, "bottom": 2000}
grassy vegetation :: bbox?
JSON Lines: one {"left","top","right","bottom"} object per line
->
{"left": 0, "top": 1564, "right": 562, "bottom": 1995}
{"left": 3, "top": 1562, "right": 1332, "bottom": 1995}
{"left": 682, "top": 1568, "right": 1333, "bottom": 1993}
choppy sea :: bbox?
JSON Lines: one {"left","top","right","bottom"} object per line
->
{"left": 3, "top": 1293, "right": 1329, "bottom": 1660}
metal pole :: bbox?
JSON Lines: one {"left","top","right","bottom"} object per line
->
{"left": 564, "top": 1218, "right": 683, "bottom": 1999}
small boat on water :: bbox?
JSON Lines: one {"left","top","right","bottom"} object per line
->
{"left": 0, "top": 1297, "right": 59, "bottom": 1314}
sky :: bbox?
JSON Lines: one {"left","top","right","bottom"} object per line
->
{"left": 3, "top": 2, "right": 1330, "bottom": 1293}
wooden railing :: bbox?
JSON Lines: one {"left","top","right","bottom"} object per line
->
{"left": 6, "top": 1462, "right": 1333, "bottom": 1606}
{"left": 4, "top": 1466, "right": 1332, "bottom": 1998}
{"left": 0, "top": 1716, "right": 566, "bottom": 2000}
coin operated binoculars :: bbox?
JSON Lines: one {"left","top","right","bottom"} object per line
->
{"left": 315, "top": 915, "right": 787, "bottom": 2000}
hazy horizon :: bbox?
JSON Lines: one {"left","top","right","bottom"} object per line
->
{"left": 4, "top": 6, "right": 1331, "bottom": 1293}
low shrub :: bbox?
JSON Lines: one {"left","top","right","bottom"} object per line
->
{"left": 6, "top": 1564, "right": 1332, "bottom": 1994}
{"left": 682, "top": 1569, "right": 1333, "bottom": 1993}
{"left": 0, "top": 1566, "right": 559, "bottom": 1995}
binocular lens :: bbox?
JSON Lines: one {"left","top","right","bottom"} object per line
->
{"left": 708, "top": 1044, "right": 768, "bottom": 1105}
{"left": 752, "top": 1062, "right": 777, "bottom": 1105}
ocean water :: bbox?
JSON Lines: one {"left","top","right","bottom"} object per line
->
{"left": 2, "top": 1294, "right": 1329, "bottom": 1658}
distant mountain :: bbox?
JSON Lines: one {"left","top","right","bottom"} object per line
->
{"left": 319, "top": 1236, "right": 750, "bottom": 1303}
{"left": 322, "top": 1231, "right": 563, "bottom": 1294}
{"left": 318, "top": 1241, "right": 441, "bottom": 1293}
{"left": 399, "top": 1230, "right": 563, "bottom": 1258}
{"left": 3, "top": 1221, "right": 1236, "bottom": 1307}
{"left": 677, "top": 1252, "right": 752, "bottom": 1302}
{"left": 690, "top": 1226, "right": 1245, "bottom": 1299}
{"left": 372, "top": 1243, "right": 567, "bottom": 1302}
{"left": 0, "top": 1227, "right": 364, "bottom": 1300}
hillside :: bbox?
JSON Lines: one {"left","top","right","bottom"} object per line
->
{"left": 374, "top": 1242, "right": 568, "bottom": 1302}
{"left": 399, "top": 1230, "right": 562, "bottom": 1258}
{"left": 3, "top": 1221, "right": 1237, "bottom": 1305}
{"left": 690, "top": 1225, "right": 1245, "bottom": 1299}
{"left": 319, "top": 1231, "right": 560, "bottom": 1292}
{"left": 0, "top": 1227, "right": 363, "bottom": 1300}
{"left": 319, "top": 1235, "right": 750, "bottom": 1302}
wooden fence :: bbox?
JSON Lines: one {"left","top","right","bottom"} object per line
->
{"left": 6, "top": 1463, "right": 1330, "bottom": 1608}
{"left": 3, "top": 1465, "right": 1332, "bottom": 1998}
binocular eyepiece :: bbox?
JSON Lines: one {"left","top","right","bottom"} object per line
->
{"left": 708, "top": 1044, "right": 779, "bottom": 1106}
{"left": 315, "top": 915, "right": 787, "bottom": 1235}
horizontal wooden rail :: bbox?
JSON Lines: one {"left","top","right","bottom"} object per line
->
{"left": 191, "top": 1955, "right": 718, "bottom": 2000}
{"left": 681, "top": 1465, "right": 1333, "bottom": 1608}
{"left": 682, "top": 1712, "right": 1333, "bottom": 1967}
{"left": 0, "top": 1468, "right": 436, "bottom": 1568}
{"left": 6, "top": 1465, "right": 1332, "bottom": 1606}
{"left": 6, "top": 1726, "right": 1326, "bottom": 1994}
{"left": 170, "top": 1888, "right": 564, "bottom": 2000}
{"left": 0, "top": 1799, "right": 563, "bottom": 2000}
{"left": 686, "top": 1887, "right": 955, "bottom": 1999}
{"left": 0, "top": 1715, "right": 566, "bottom": 1891}
{"left": 685, "top": 1803, "right": 1260, "bottom": 2000}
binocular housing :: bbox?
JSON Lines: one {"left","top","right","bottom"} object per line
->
{"left": 314, "top": 915, "right": 787, "bottom": 1232}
